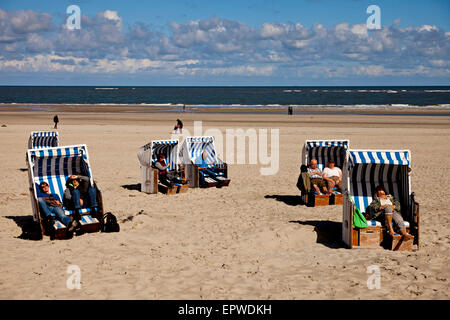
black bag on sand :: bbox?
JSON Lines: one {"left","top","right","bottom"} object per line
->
{"left": 101, "top": 212, "right": 120, "bottom": 232}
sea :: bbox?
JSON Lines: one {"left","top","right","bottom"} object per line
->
{"left": 1, "top": 86, "right": 449, "bottom": 114}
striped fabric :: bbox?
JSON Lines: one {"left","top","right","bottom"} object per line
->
{"left": 367, "top": 220, "right": 409, "bottom": 228}
{"left": 151, "top": 140, "right": 178, "bottom": 170}
{"left": 182, "top": 136, "right": 223, "bottom": 166}
{"left": 348, "top": 150, "right": 411, "bottom": 217}
{"left": 28, "top": 145, "right": 93, "bottom": 216}
{"left": 305, "top": 140, "right": 349, "bottom": 170}
{"left": 29, "top": 131, "right": 59, "bottom": 149}
{"left": 348, "top": 150, "right": 410, "bottom": 170}
{"left": 79, "top": 214, "right": 99, "bottom": 225}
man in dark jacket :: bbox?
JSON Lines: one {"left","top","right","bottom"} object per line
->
{"left": 63, "top": 175, "right": 98, "bottom": 215}
{"left": 154, "top": 154, "right": 180, "bottom": 187}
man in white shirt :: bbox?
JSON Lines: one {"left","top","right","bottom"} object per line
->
{"left": 322, "top": 160, "right": 342, "bottom": 194}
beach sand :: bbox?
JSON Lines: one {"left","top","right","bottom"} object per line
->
{"left": 0, "top": 111, "right": 449, "bottom": 299}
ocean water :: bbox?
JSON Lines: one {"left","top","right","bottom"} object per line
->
{"left": 0, "top": 86, "right": 449, "bottom": 110}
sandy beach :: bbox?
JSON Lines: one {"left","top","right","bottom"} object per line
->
{"left": 0, "top": 110, "right": 449, "bottom": 300}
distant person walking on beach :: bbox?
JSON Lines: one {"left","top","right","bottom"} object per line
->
{"left": 53, "top": 115, "right": 59, "bottom": 129}
{"left": 173, "top": 119, "right": 183, "bottom": 133}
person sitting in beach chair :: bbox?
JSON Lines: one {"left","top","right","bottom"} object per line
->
{"left": 307, "top": 159, "right": 328, "bottom": 195}
{"left": 196, "top": 151, "right": 221, "bottom": 187}
{"left": 63, "top": 175, "right": 98, "bottom": 217}
{"left": 368, "top": 185, "right": 413, "bottom": 240}
{"left": 154, "top": 153, "right": 183, "bottom": 188}
{"left": 322, "top": 159, "right": 342, "bottom": 194}
{"left": 37, "top": 181, "right": 78, "bottom": 233}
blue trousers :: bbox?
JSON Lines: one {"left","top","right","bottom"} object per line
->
{"left": 38, "top": 198, "right": 72, "bottom": 226}
{"left": 71, "top": 187, "right": 98, "bottom": 210}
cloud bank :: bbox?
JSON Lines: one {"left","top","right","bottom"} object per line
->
{"left": 0, "top": 9, "right": 449, "bottom": 83}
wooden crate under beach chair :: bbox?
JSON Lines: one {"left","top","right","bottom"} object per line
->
{"left": 179, "top": 136, "right": 230, "bottom": 188}
{"left": 342, "top": 149, "right": 419, "bottom": 251}
{"left": 26, "top": 145, "right": 103, "bottom": 240}
{"left": 299, "top": 140, "right": 349, "bottom": 207}
{"left": 137, "top": 139, "right": 189, "bottom": 195}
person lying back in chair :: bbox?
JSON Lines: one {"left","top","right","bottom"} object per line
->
{"left": 307, "top": 159, "right": 328, "bottom": 195}
{"left": 195, "top": 151, "right": 221, "bottom": 187}
{"left": 322, "top": 160, "right": 342, "bottom": 194}
{"left": 37, "top": 181, "right": 78, "bottom": 233}
{"left": 154, "top": 153, "right": 182, "bottom": 188}
{"left": 368, "top": 185, "right": 413, "bottom": 240}
{"left": 63, "top": 175, "right": 98, "bottom": 217}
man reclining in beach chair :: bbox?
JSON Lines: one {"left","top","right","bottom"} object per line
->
{"left": 195, "top": 151, "right": 223, "bottom": 188}
{"left": 154, "top": 153, "right": 184, "bottom": 188}
{"left": 37, "top": 181, "right": 78, "bottom": 234}
{"left": 63, "top": 175, "right": 99, "bottom": 221}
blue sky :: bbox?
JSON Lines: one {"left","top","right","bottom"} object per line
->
{"left": 0, "top": 0, "right": 449, "bottom": 85}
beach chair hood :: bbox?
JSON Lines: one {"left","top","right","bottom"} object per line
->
{"left": 302, "top": 140, "right": 349, "bottom": 170}
{"left": 137, "top": 139, "right": 179, "bottom": 171}
{"left": 28, "top": 131, "right": 59, "bottom": 149}
{"left": 179, "top": 136, "right": 221, "bottom": 166}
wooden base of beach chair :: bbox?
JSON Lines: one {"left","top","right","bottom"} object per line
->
{"left": 177, "top": 184, "right": 189, "bottom": 193}
{"left": 389, "top": 234, "right": 414, "bottom": 251}
{"left": 309, "top": 193, "right": 331, "bottom": 206}
{"left": 52, "top": 221, "right": 68, "bottom": 240}
{"left": 357, "top": 227, "right": 382, "bottom": 248}
{"left": 202, "top": 177, "right": 218, "bottom": 188}
{"left": 79, "top": 215, "right": 101, "bottom": 233}
{"left": 332, "top": 193, "right": 343, "bottom": 205}
{"left": 158, "top": 183, "right": 178, "bottom": 195}
{"left": 216, "top": 176, "right": 230, "bottom": 187}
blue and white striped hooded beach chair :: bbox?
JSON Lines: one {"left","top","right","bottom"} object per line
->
{"left": 179, "top": 136, "right": 229, "bottom": 188}
{"left": 342, "top": 149, "right": 419, "bottom": 249}
{"left": 299, "top": 140, "right": 349, "bottom": 205}
{"left": 28, "top": 131, "right": 59, "bottom": 149}
{"left": 137, "top": 139, "right": 186, "bottom": 194}
{"left": 27, "top": 144, "right": 102, "bottom": 238}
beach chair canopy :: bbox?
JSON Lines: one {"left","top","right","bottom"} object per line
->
{"left": 27, "top": 145, "right": 93, "bottom": 214}
{"left": 303, "top": 140, "right": 349, "bottom": 170}
{"left": 346, "top": 149, "right": 411, "bottom": 217}
{"left": 28, "top": 131, "right": 59, "bottom": 149}
{"left": 137, "top": 139, "right": 179, "bottom": 171}
{"left": 180, "top": 136, "right": 222, "bottom": 166}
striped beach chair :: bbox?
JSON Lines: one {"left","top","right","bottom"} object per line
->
{"left": 300, "top": 140, "right": 349, "bottom": 206}
{"left": 26, "top": 145, "right": 103, "bottom": 239}
{"left": 179, "top": 136, "right": 230, "bottom": 188}
{"left": 28, "top": 131, "right": 59, "bottom": 149}
{"left": 342, "top": 149, "right": 419, "bottom": 250}
{"left": 137, "top": 139, "right": 188, "bottom": 194}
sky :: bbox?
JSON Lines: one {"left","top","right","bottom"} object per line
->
{"left": 0, "top": 0, "right": 449, "bottom": 86}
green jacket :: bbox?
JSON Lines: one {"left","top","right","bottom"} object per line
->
{"left": 368, "top": 194, "right": 401, "bottom": 219}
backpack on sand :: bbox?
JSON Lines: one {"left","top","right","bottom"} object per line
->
{"left": 101, "top": 212, "right": 120, "bottom": 232}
